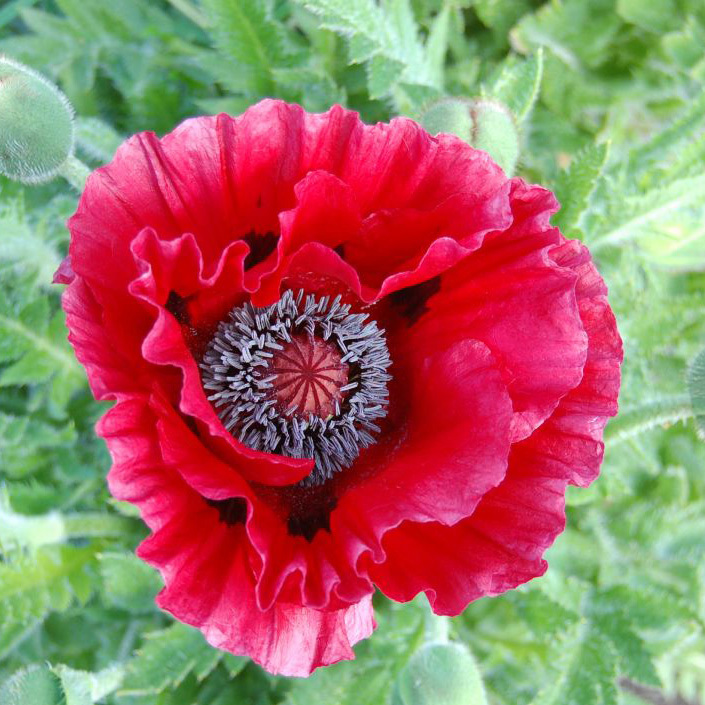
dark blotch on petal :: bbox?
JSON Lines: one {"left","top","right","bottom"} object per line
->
{"left": 206, "top": 496, "right": 248, "bottom": 526}
{"left": 243, "top": 231, "right": 278, "bottom": 271}
{"left": 287, "top": 492, "right": 338, "bottom": 542}
{"left": 166, "top": 290, "right": 191, "bottom": 324}
{"left": 389, "top": 276, "right": 441, "bottom": 324}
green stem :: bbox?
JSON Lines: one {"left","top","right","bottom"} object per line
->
{"left": 0, "top": 0, "right": 38, "bottom": 29}
{"left": 166, "top": 0, "right": 208, "bottom": 28}
{"left": 424, "top": 605, "right": 450, "bottom": 644}
{"left": 605, "top": 394, "right": 693, "bottom": 444}
{"left": 64, "top": 513, "right": 138, "bottom": 539}
{"left": 58, "top": 154, "right": 91, "bottom": 192}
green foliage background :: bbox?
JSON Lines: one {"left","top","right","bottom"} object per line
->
{"left": 1, "top": 0, "right": 705, "bottom": 703}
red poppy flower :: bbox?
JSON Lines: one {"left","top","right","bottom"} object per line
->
{"left": 56, "top": 100, "right": 622, "bottom": 677}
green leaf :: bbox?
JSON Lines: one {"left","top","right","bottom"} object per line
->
{"left": 592, "top": 613, "right": 660, "bottom": 686}
{"left": 616, "top": 0, "right": 680, "bottom": 34}
{"left": 513, "top": 587, "right": 579, "bottom": 636}
{"left": 99, "top": 551, "right": 161, "bottom": 613}
{"left": 628, "top": 90, "right": 705, "bottom": 176}
{"left": 589, "top": 590, "right": 661, "bottom": 686}
{"left": 0, "top": 296, "right": 83, "bottom": 388}
{"left": 119, "top": 623, "right": 224, "bottom": 696}
{"left": 485, "top": 49, "right": 543, "bottom": 122}
{"left": 425, "top": 6, "right": 450, "bottom": 87}
{"left": 368, "top": 54, "right": 406, "bottom": 99}
{"left": 591, "top": 174, "right": 705, "bottom": 256}
{"left": 510, "top": 0, "right": 621, "bottom": 70}
{"left": 74, "top": 116, "right": 122, "bottom": 164}
{"left": 552, "top": 142, "right": 609, "bottom": 233}
{"left": 52, "top": 664, "right": 124, "bottom": 705}
{"left": 0, "top": 411, "right": 76, "bottom": 478}
{"left": 532, "top": 624, "right": 617, "bottom": 705}
{"left": 295, "top": 0, "right": 443, "bottom": 106}
{"left": 0, "top": 545, "right": 97, "bottom": 658}
{"left": 688, "top": 347, "right": 705, "bottom": 438}
{"left": 200, "top": 0, "right": 289, "bottom": 95}
{"left": 270, "top": 66, "right": 345, "bottom": 111}
{"left": 0, "top": 196, "right": 63, "bottom": 288}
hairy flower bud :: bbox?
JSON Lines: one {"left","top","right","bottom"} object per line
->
{"left": 394, "top": 642, "right": 488, "bottom": 705}
{"left": 0, "top": 57, "right": 75, "bottom": 184}
{"left": 421, "top": 97, "right": 520, "bottom": 176}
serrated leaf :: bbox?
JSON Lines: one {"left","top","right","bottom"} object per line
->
{"left": 99, "top": 552, "right": 161, "bottom": 613}
{"left": 688, "top": 347, "right": 705, "bottom": 438}
{"left": 200, "top": 0, "right": 289, "bottom": 94}
{"left": 532, "top": 625, "right": 617, "bottom": 705}
{"left": 52, "top": 664, "right": 124, "bottom": 705}
{"left": 271, "top": 66, "right": 345, "bottom": 111}
{"left": 0, "top": 545, "right": 97, "bottom": 658}
{"left": 514, "top": 588, "right": 579, "bottom": 636}
{"left": 592, "top": 613, "right": 660, "bottom": 686}
{"left": 0, "top": 412, "right": 76, "bottom": 478}
{"left": 592, "top": 174, "right": 705, "bottom": 257}
{"left": 367, "top": 54, "right": 405, "bottom": 99}
{"left": 0, "top": 196, "right": 63, "bottom": 288}
{"left": 119, "top": 623, "right": 224, "bottom": 696}
{"left": 74, "top": 117, "right": 122, "bottom": 164}
{"left": 295, "top": 0, "right": 442, "bottom": 105}
{"left": 553, "top": 142, "right": 609, "bottom": 233}
{"left": 629, "top": 90, "right": 705, "bottom": 176}
{"left": 0, "top": 296, "right": 83, "bottom": 389}
{"left": 486, "top": 49, "right": 543, "bottom": 122}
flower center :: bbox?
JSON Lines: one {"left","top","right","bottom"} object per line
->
{"left": 270, "top": 335, "right": 348, "bottom": 418}
{"left": 200, "top": 290, "right": 391, "bottom": 485}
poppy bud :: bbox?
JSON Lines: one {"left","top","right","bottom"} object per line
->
{"left": 420, "top": 97, "right": 519, "bottom": 176}
{"left": 0, "top": 57, "right": 75, "bottom": 184}
{"left": 394, "top": 642, "right": 488, "bottom": 705}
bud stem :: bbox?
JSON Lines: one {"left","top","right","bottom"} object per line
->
{"left": 424, "top": 605, "right": 450, "bottom": 644}
{"left": 58, "top": 155, "right": 90, "bottom": 192}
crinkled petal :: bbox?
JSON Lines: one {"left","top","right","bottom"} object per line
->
{"left": 334, "top": 339, "right": 513, "bottom": 560}
{"left": 418, "top": 180, "right": 588, "bottom": 441}
{"left": 367, "top": 237, "right": 622, "bottom": 612}
{"left": 155, "top": 398, "right": 373, "bottom": 611}
{"left": 139, "top": 505, "right": 375, "bottom": 677}
{"left": 128, "top": 229, "right": 312, "bottom": 485}
{"left": 62, "top": 277, "right": 145, "bottom": 400}
{"left": 100, "top": 394, "right": 374, "bottom": 677}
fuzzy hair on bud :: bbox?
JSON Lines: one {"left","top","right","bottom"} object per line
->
{"left": 394, "top": 642, "right": 488, "bottom": 705}
{"left": 420, "top": 97, "right": 520, "bottom": 176}
{"left": 0, "top": 56, "right": 75, "bottom": 184}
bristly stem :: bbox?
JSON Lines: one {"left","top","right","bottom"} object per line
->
{"left": 604, "top": 394, "right": 693, "bottom": 444}
{"left": 424, "top": 603, "right": 450, "bottom": 644}
{"left": 59, "top": 154, "right": 91, "bottom": 192}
